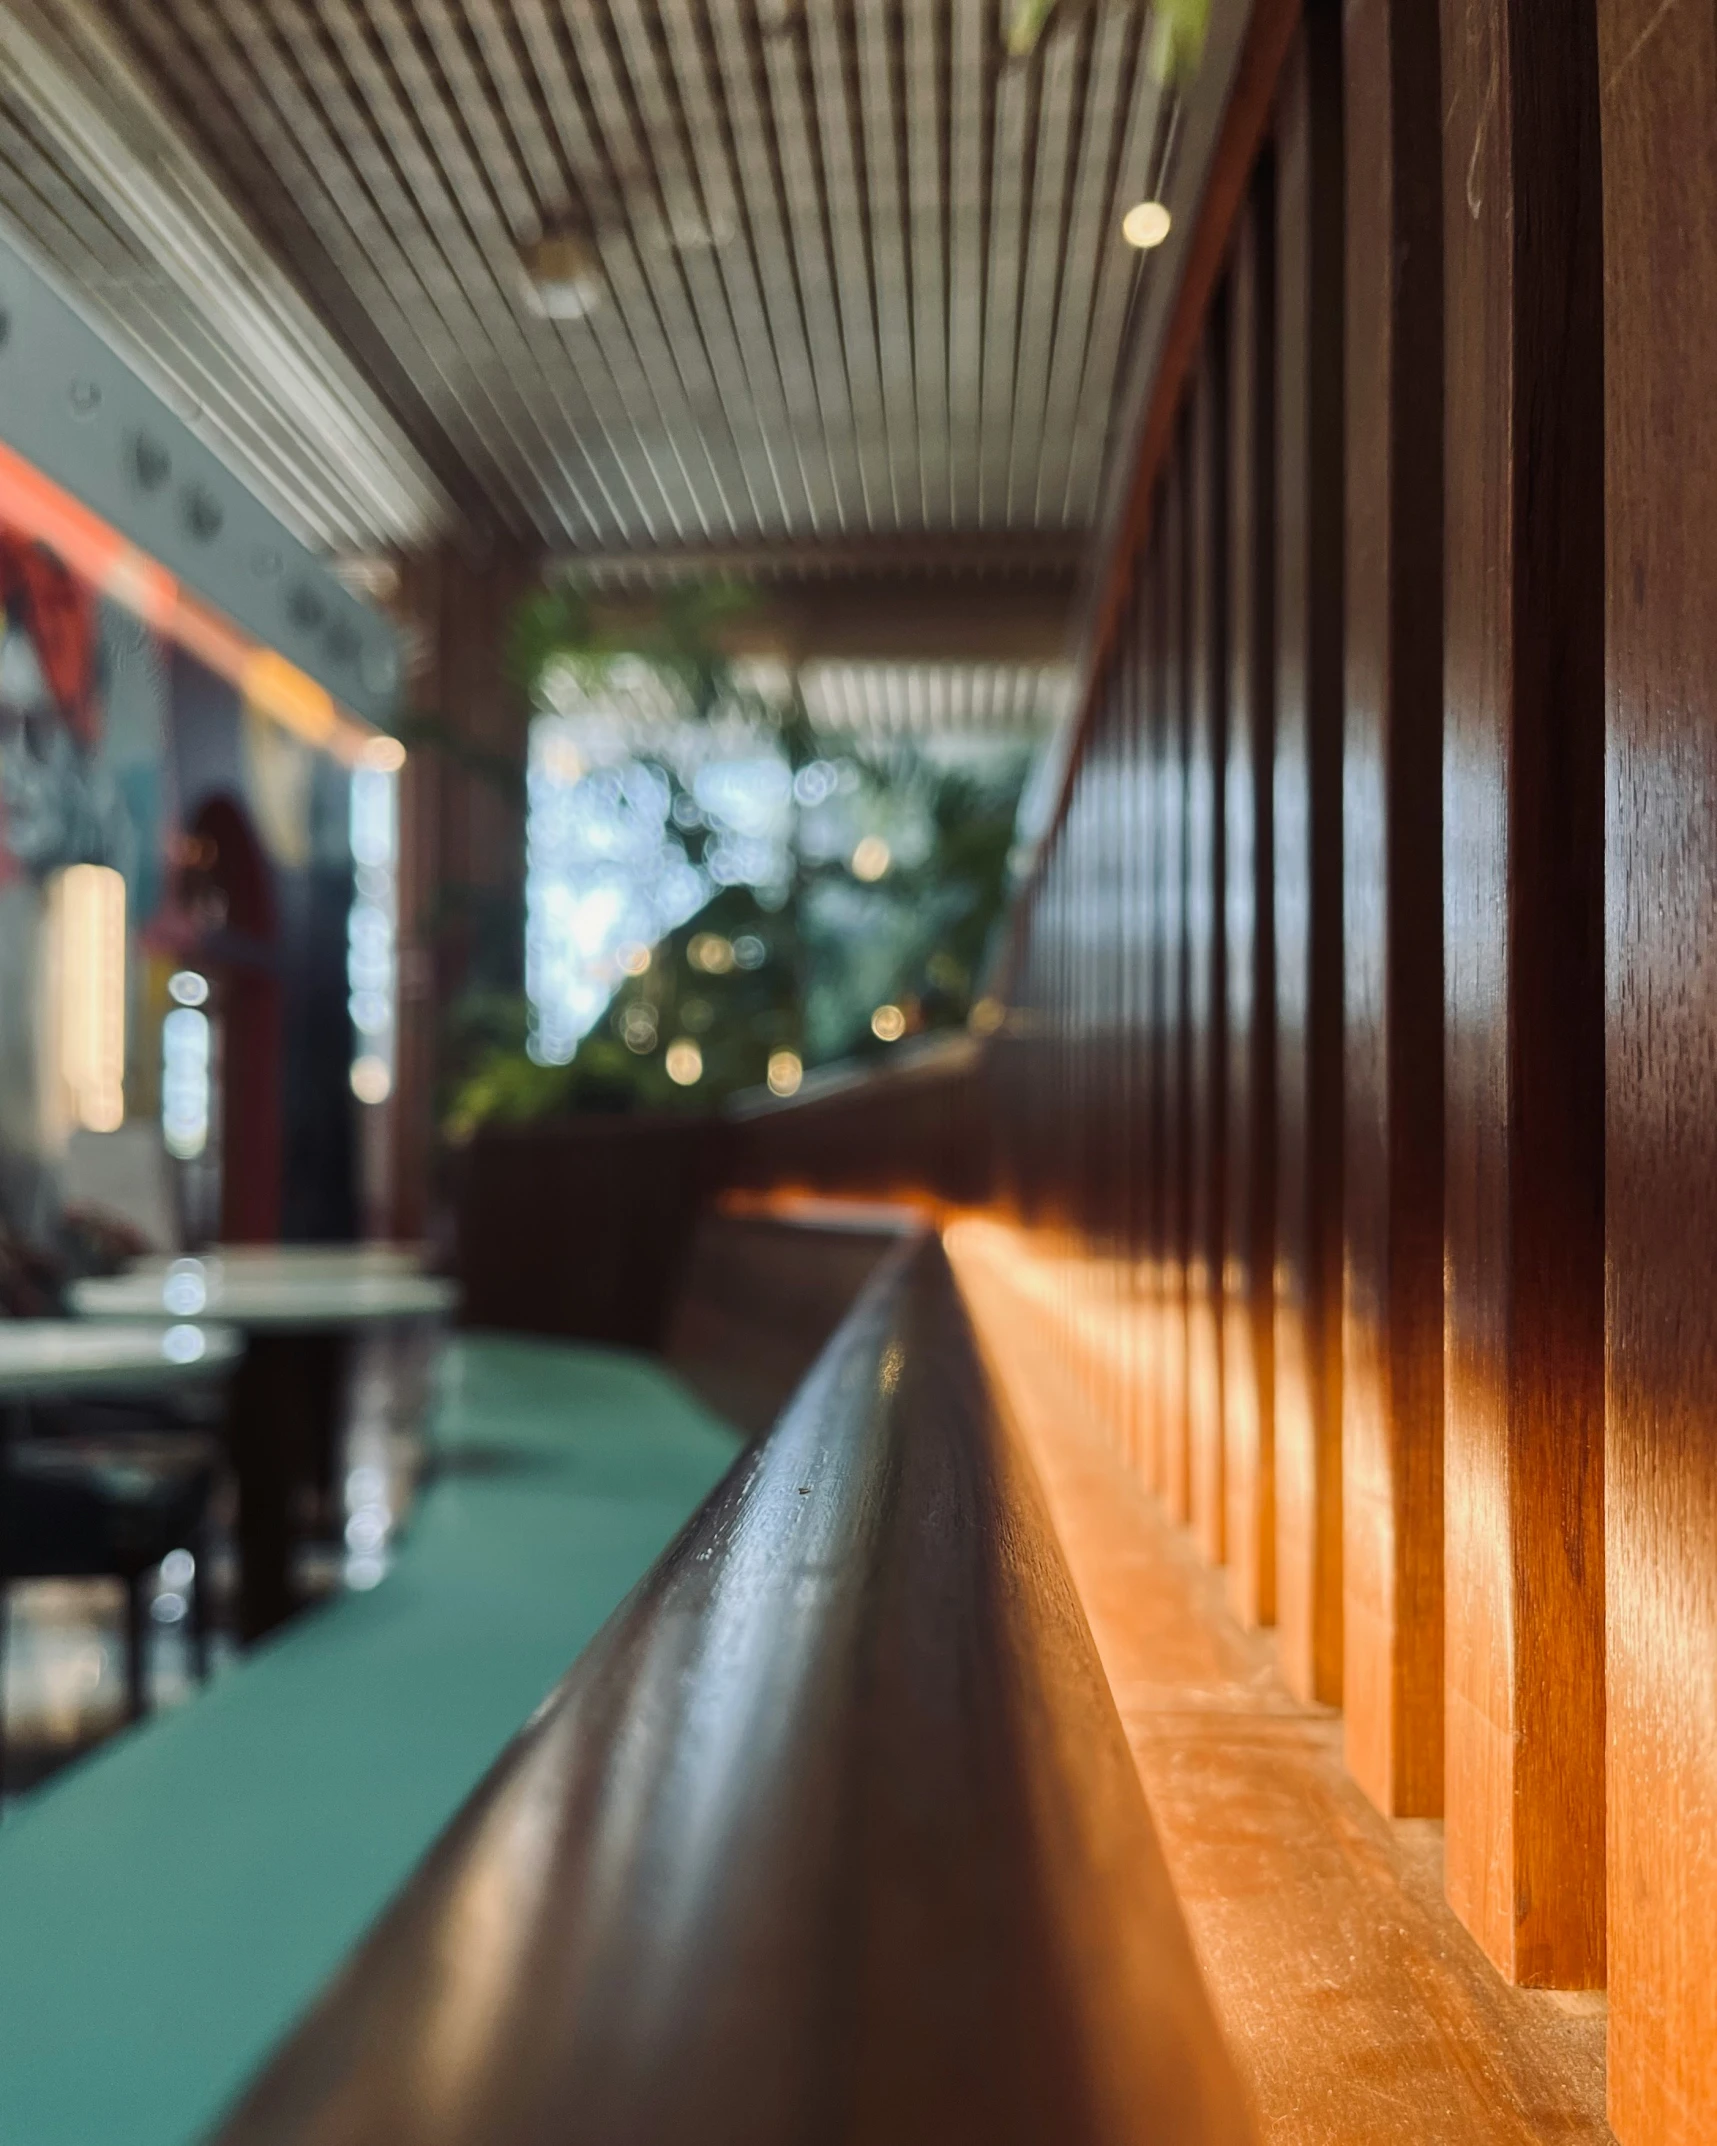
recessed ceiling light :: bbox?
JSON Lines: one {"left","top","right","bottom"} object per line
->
{"left": 1121, "top": 200, "right": 1173, "bottom": 251}
{"left": 520, "top": 231, "right": 605, "bottom": 321}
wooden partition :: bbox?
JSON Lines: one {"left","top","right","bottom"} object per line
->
{"left": 1339, "top": 0, "right": 1445, "bottom": 1820}
{"left": 1598, "top": 0, "right": 1717, "bottom": 2135}
{"left": 462, "top": 0, "right": 1717, "bottom": 2123}
{"left": 1439, "top": 0, "right": 1607, "bottom": 1988}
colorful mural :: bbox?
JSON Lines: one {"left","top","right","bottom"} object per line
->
{"left": 0, "top": 521, "right": 358, "bottom": 1256}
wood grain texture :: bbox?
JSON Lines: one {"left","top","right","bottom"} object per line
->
{"left": 1161, "top": 438, "right": 1193, "bottom": 1524}
{"left": 951, "top": 1215, "right": 1612, "bottom": 2146}
{"left": 1187, "top": 319, "right": 1231, "bottom": 1566}
{"left": 1222, "top": 176, "right": 1277, "bottom": 1631}
{"left": 1439, "top": 0, "right": 1606, "bottom": 1987}
{"left": 1339, "top": 0, "right": 1445, "bottom": 1821}
{"left": 1272, "top": 6, "right": 1346, "bottom": 1707}
{"left": 211, "top": 1235, "right": 1253, "bottom": 2146}
{"left": 1144, "top": 514, "right": 1172, "bottom": 1498}
{"left": 1597, "top": 0, "right": 1717, "bottom": 2130}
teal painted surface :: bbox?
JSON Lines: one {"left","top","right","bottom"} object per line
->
{"left": 0, "top": 1335, "right": 740, "bottom": 2146}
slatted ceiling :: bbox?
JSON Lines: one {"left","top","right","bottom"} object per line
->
{"left": 0, "top": 0, "right": 445, "bottom": 550}
{"left": 103, "top": 0, "right": 543, "bottom": 530}
{"left": 0, "top": 0, "right": 1172, "bottom": 559}
{"left": 1040, "top": 1, "right": 1135, "bottom": 516}
{"left": 798, "top": 659, "right": 1072, "bottom": 740}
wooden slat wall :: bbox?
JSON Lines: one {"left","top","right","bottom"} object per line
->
{"left": 745, "top": 0, "right": 1717, "bottom": 2113}
{"left": 1599, "top": 0, "right": 1717, "bottom": 2136}
{"left": 1339, "top": 0, "right": 1445, "bottom": 1821}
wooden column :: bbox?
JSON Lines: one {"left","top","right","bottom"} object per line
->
{"left": 393, "top": 540, "right": 536, "bottom": 1242}
{"left": 1599, "top": 0, "right": 1717, "bottom": 2129}
{"left": 1223, "top": 171, "right": 1277, "bottom": 1631}
{"left": 1160, "top": 447, "right": 1192, "bottom": 1523}
{"left": 1187, "top": 318, "right": 1230, "bottom": 1565}
{"left": 1340, "top": 0, "right": 1445, "bottom": 1819}
{"left": 1272, "top": 4, "right": 1346, "bottom": 1705}
{"left": 1440, "top": 0, "right": 1606, "bottom": 1986}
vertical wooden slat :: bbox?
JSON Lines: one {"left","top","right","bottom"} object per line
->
{"left": 1187, "top": 314, "right": 1230, "bottom": 1564}
{"left": 1222, "top": 169, "right": 1277, "bottom": 1630}
{"left": 1599, "top": 0, "right": 1717, "bottom": 2127}
{"left": 1339, "top": 0, "right": 1445, "bottom": 1819}
{"left": 1439, "top": 0, "right": 1606, "bottom": 1986}
{"left": 1123, "top": 585, "right": 1150, "bottom": 1480}
{"left": 1272, "top": 4, "right": 1345, "bottom": 1705}
{"left": 1160, "top": 447, "right": 1192, "bottom": 1523}
{"left": 1142, "top": 515, "right": 1169, "bottom": 1499}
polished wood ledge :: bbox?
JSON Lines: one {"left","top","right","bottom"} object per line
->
{"left": 211, "top": 1233, "right": 1250, "bottom": 2146}
{"left": 947, "top": 1218, "right": 1613, "bottom": 2146}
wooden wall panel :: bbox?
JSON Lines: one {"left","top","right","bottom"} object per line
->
{"left": 1599, "top": 0, "right": 1717, "bottom": 2131}
{"left": 1160, "top": 448, "right": 1192, "bottom": 1523}
{"left": 1272, "top": 5, "right": 1346, "bottom": 1706}
{"left": 1440, "top": 0, "right": 1606, "bottom": 1987}
{"left": 1222, "top": 174, "right": 1277, "bottom": 1631}
{"left": 1142, "top": 519, "right": 1170, "bottom": 1498}
{"left": 1339, "top": 0, "right": 1445, "bottom": 1820}
{"left": 1187, "top": 323, "right": 1230, "bottom": 1565}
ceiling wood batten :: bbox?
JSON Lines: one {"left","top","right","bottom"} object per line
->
{"left": 0, "top": 0, "right": 1170, "bottom": 564}
{"left": 0, "top": 0, "right": 446, "bottom": 550}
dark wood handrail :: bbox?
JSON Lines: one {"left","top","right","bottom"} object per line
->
{"left": 210, "top": 1234, "right": 1250, "bottom": 2146}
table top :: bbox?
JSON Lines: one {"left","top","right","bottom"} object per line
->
{"left": 68, "top": 1263, "right": 459, "bottom": 1332}
{"left": 122, "top": 1243, "right": 430, "bottom": 1280}
{"left": 0, "top": 1319, "right": 243, "bottom": 1397}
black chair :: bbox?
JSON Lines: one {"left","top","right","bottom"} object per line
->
{"left": 0, "top": 1408, "right": 219, "bottom": 1782}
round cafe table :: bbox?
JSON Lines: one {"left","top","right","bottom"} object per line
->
{"left": 69, "top": 1255, "right": 458, "bottom": 1641}
{"left": 0, "top": 1320, "right": 243, "bottom": 1400}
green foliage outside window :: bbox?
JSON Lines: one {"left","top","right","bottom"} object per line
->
{"left": 443, "top": 582, "right": 1034, "bottom": 1138}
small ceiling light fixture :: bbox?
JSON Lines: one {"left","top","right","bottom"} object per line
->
{"left": 1121, "top": 200, "right": 1173, "bottom": 251}
{"left": 851, "top": 835, "right": 892, "bottom": 883}
{"left": 521, "top": 230, "right": 606, "bottom": 321}
{"left": 767, "top": 1050, "right": 803, "bottom": 1098}
{"left": 665, "top": 1037, "right": 704, "bottom": 1086}
{"left": 871, "top": 1004, "right": 906, "bottom": 1043}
